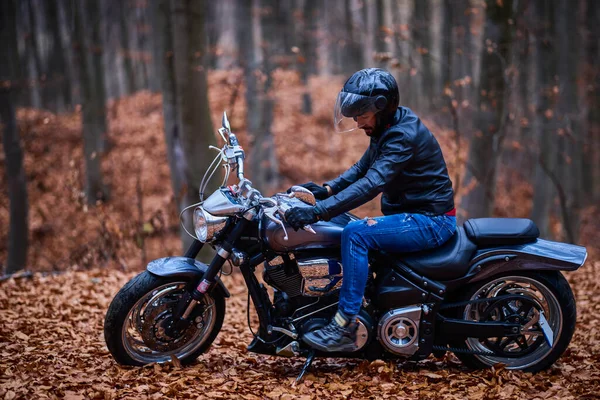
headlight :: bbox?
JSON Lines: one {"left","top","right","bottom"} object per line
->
{"left": 193, "top": 207, "right": 228, "bottom": 242}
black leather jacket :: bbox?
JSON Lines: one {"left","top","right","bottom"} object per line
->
{"left": 315, "top": 107, "right": 454, "bottom": 220}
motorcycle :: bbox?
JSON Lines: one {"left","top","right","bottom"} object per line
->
{"left": 104, "top": 112, "right": 588, "bottom": 381}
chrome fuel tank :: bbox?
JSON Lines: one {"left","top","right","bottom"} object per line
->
{"left": 262, "top": 213, "right": 356, "bottom": 252}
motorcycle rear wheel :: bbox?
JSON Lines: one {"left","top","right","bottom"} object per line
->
{"left": 448, "top": 270, "right": 576, "bottom": 372}
{"left": 104, "top": 271, "right": 225, "bottom": 366}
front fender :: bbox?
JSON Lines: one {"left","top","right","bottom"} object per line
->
{"left": 147, "top": 256, "right": 231, "bottom": 298}
{"left": 466, "top": 239, "right": 587, "bottom": 283}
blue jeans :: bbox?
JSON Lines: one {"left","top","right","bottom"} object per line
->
{"left": 338, "top": 213, "right": 457, "bottom": 316}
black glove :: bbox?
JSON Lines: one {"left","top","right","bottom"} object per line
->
{"left": 287, "top": 181, "right": 329, "bottom": 200}
{"left": 284, "top": 207, "right": 319, "bottom": 230}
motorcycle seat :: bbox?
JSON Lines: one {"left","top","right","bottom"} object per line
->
{"left": 397, "top": 227, "right": 477, "bottom": 281}
{"left": 464, "top": 218, "right": 539, "bottom": 247}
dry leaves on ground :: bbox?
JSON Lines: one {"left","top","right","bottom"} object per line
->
{"left": 1, "top": 259, "right": 599, "bottom": 399}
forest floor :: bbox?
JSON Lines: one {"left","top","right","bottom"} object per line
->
{"left": 1, "top": 71, "right": 600, "bottom": 399}
{"left": 1, "top": 259, "right": 599, "bottom": 399}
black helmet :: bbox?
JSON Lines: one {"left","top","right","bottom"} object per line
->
{"left": 333, "top": 68, "right": 399, "bottom": 133}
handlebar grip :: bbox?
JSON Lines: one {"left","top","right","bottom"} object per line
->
{"left": 237, "top": 157, "right": 244, "bottom": 179}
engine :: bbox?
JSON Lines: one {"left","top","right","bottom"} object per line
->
{"left": 262, "top": 255, "right": 304, "bottom": 297}
{"left": 263, "top": 255, "right": 425, "bottom": 356}
{"left": 377, "top": 305, "right": 423, "bottom": 356}
{"left": 262, "top": 255, "right": 344, "bottom": 298}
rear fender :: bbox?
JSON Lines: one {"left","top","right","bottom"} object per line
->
{"left": 466, "top": 239, "right": 587, "bottom": 284}
{"left": 146, "top": 256, "right": 231, "bottom": 298}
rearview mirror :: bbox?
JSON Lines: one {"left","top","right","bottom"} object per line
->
{"left": 218, "top": 111, "right": 232, "bottom": 144}
{"left": 289, "top": 186, "right": 317, "bottom": 206}
{"left": 222, "top": 111, "right": 231, "bottom": 133}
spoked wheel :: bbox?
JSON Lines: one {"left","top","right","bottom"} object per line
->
{"left": 449, "top": 271, "right": 576, "bottom": 372}
{"left": 104, "top": 271, "right": 225, "bottom": 366}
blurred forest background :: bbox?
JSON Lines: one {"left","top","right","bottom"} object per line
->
{"left": 0, "top": 0, "right": 599, "bottom": 275}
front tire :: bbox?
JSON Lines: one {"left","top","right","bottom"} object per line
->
{"left": 104, "top": 271, "right": 225, "bottom": 366}
{"left": 448, "top": 271, "right": 576, "bottom": 372}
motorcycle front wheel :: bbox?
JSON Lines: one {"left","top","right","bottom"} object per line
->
{"left": 104, "top": 271, "right": 225, "bottom": 366}
{"left": 448, "top": 270, "right": 576, "bottom": 372}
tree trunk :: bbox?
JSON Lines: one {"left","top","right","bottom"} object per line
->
{"left": 27, "top": 0, "right": 52, "bottom": 110}
{"left": 530, "top": 0, "right": 558, "bottom": 239}
{"left": 363, "top": 0, "right": 376, "bottom": 67}
{"left": 413, "top": 0, "right": 434, "bottom": 110}
{"left": 240, "top": 0, "right": 279, "bottom": 192}
{"left": 429, "top": 0, "right": 444, "bottom": 107}
{"left": 57, "top": 0, "right": 79, "bottom": 106}
{"left": 585, "top": 0, "right": 600, "bottom": 202}
{"left": 298, "top": 0, "right": 316, "bottom": 114}
{"left": 87, "top": 0, "right": 109, "bottom": 153}
{"left": 341, "top": 0, "right": 362, "bottom": 74}
{"left": 349, "top": 0, "right": 367, "bottom": 74}
{"left": 460, "top": 0, "right": 514, "bottom": 220}
{"left": 47, "top": 0, "right": 71, "bottom": 111}
{"left": 74, "top": 0, "right": 108, "bottom": 204}
{"left": 1, "top": 0, "right": 29, "bottom": 274}
{"left": 119, "top": 0, "right": 136, "bottom": 94}
{"left": 440, "top": 0, "right": 453, "bottom": 91}
{"left": 134, "top": 3, "right": 150, "bottom": 90}
{"left": 152, "top": 0, "right": 184, "bottom": 206}
{"left": 315, "top": 1, "right": 333, "bottom": 75}
{"left": 508, "top": 2, "right": 535, "bottom": 180}
{"left": 172, "top": 0, "right": 216, "bottom": 250}
{"left": 553, "top": 0, "right": 582, "bottom": 243}
{"left": 214, "top": 0, "right": 238, "bottom": 69}
{"left": 21, "top": 0, "right": 41, "bottom": 108}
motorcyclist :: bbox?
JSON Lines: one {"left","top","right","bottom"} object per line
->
{"left": 284, "top": 68, "right": 456, "bottom": 352}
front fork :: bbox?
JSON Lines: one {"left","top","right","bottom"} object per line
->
{"left": 170, "top": 216, "right": 252, "bottom": 333}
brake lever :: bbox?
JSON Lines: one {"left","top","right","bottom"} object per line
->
{"left": 276, "top": 197, "right": 316, "bottom": 235}
{"left": 264, "top": 206, "right": 289, "bottom": 241}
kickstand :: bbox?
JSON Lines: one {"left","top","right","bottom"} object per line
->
{"left": 295, "top": 350, "right": 316, "bottom": 383}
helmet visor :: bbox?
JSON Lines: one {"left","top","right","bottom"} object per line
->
{"left": 333, "top": 92, "right": 381, "bottom": 133}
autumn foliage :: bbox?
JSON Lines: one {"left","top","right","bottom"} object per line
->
{"left": 1, "top": 260, "right": 599, "bottom": 399}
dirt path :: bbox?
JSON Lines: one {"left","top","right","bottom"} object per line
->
{"left": 1, "top": 262, "right": 599, "bottom": 399}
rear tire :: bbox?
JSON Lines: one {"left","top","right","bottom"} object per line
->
{"left": 104, "top": 271, "right": 225, "bottom": 366}
{"left": 448, "top": 271, "right": 576, "bottom": 372}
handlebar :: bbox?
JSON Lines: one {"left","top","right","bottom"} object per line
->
{"left": 236, "top": 156, "right": 244, "bottom": 180}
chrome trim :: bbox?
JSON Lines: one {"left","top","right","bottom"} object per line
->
{"left": 276, "top": 341, "right": 300, "bottom": 357}
{"left": 464, "top": 275, "right": 563, "bottom": 369}
{"left": 181, "top": 299, "right": 199, "bottom": 319}
{"left": 378, "top": 305, "right": 422, "bottom": 356}
{"left": 203, "top": 190, "right": 245, "bottom": 216}
{"left": 292, "top": 301, "right": 338, "bottom": 323}
{"left": 290, "top": 298, "right": 320, "bottom": 320}
{"left": 268, "top": 256, "right": 284, "bottom": 266}
{"left": 297, "top": 258, "right": 343, "bottom": 296}
{"left": 230, "top": 250, "right": 247, "bottom": 266}
{"left": 193, "top": 207, "right": 228, "bottom": 243}
{"left": 355, "top": 317, "right": 370, "bottom": 351}
{"left": 217, "top": 248, "right": 230, "bottom": 259}
{"left": 121, "top": 282, "right": 217, "bottom": 364}
{"left": 269, "top": 325, "right": 298, "bottom": 339}
{"left": 538, "top": 310, "right": 554, "bottom": 347}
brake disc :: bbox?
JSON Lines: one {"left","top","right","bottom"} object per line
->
{"left": 141, "top": 299, "right": 199, "bottom": 352}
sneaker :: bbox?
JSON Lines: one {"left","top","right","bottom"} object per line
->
{"left": 302, "top": 314, "right": 359, "bottom": 352}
